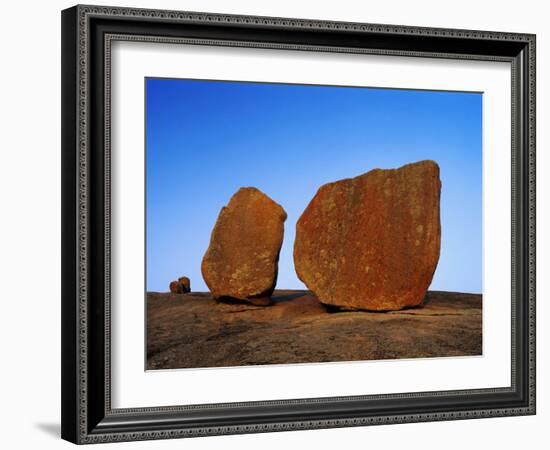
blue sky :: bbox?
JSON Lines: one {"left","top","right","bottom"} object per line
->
{"left": 146, "top": 78, "right": 482, "bottom": 294}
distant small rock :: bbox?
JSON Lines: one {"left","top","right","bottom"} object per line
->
{"left": 169, "top": 277, "right": 191, "bottom": 294}
{"left": 294, "top": 160, "right": 441, "bottom": 311}
{"left": 169, "top": 281, "right": 183, "bottom": 294}
{"left": 178, "top": 276, "right": 191, "bottom": 293}
{"left": 201, "top": 187, "right": 287, "bottom": 305}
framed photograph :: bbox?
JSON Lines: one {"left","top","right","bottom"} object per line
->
{"left": 61, "top": 4, "right": 536, "bottom": 444}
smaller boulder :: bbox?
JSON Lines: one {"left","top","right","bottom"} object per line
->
{"left": 178, "top": 276, "right": 191, "bottom": 293}
{"left": 169, "top": 277, "right": 191, "bottom": 294}
{"left": 201, "top": 187, "right": 287, "bottom": 305}
{"left": 169, "top": 281, "right": 183, "bottom": 294}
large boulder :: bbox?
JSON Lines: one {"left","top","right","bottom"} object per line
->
{"left": 202, "top": 187, "right": 287, "bottom": 305}
{"left": 294, "top": 160, "right": 441, "bottom": 311}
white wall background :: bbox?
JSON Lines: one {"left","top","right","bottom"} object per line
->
{"left": 0, "top": 0, "right": 546, "bottom": 448}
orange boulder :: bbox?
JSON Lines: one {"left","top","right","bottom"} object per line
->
{"left": 169, "top": 280, "right": 183, "bottom": 294}
{"left": 177, "top": 276, "right": 191, "bottom": 293}
{"left": 294, "top": 160, "right": 441, "bottom": 311}
{"left": 202, "top": 187, "right": 287, "bottom": 305}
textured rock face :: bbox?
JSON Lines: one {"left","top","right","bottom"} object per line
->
{"left": 294, "top": 160, "right": 441, "bottom": 311}
{"left": 202, "top": 187, "right": 287, "bottom": 304}
{"left": 147, "top": 290, "right": 482, "bottom": 370}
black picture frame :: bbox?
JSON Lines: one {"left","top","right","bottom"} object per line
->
{"left": 61, "top": 4, "right": 536, "bottom": 444}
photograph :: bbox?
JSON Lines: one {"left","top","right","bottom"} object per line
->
{"left": 145, "top": 78, "right": 483, "bottom": 370}
{"left": 55, "top": 2, "right": 537, "bottom": 445}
